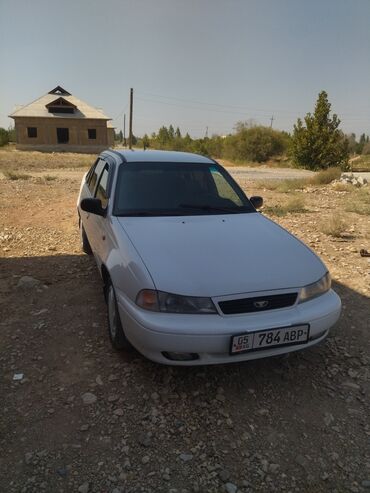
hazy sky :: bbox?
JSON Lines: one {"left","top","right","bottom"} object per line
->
{"left": 1, "top": 0, "right": 369, "bottom": 137}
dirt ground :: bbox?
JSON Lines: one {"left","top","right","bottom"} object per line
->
{"left": 0, "top": 150, "right": 369, "bottom": 493}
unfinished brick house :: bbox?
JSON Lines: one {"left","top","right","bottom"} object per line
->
{"left": 9, "top": 86, "right": 114, "bottom": 153}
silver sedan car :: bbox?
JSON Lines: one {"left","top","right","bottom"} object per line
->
{"left": 77, "top": 150, "right": 341, "bottom": 365}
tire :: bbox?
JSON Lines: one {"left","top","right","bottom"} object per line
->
{"left": 80, "top": 223, "right": 92, "bottom": 255}
{"left": 107, "top": 281, "right": 133, "bottom": 351}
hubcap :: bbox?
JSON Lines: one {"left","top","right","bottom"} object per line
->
{"left": 108, "top": 286, "right": 117, "bottom": 339}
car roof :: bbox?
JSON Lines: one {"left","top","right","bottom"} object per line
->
{"left": 101, "top": 149, "right": 215, "bottom": 165}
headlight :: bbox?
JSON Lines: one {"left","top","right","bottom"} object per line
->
{"left": 298, "top": 272, "right": 331, "bottom": 303}
{"left": 136, "top": 289, "right": 217, "bottom": 314}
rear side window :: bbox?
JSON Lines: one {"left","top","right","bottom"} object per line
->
{"left": 87, "top": 159, "right": 105, "bottom": 194}
{"left": 95, "top": 165, "right": 109, "bottom": 209}
{"left": 85, "top": 158, "right": 99, "bottom": 184}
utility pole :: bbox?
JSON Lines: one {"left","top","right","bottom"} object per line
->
{"left": 123, "top": 114, "right": 126, "bottom": 147}
{"left": 129, "top": 88, "right": 133, "bottom": 149}
{"left": 270, "top": 115, "right": 274, "bottom": 128}
{"left": 205, "top": 126, "right": 208, "bottom": 138}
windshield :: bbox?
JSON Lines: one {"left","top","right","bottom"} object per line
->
{"left": 113, "top": 162, "right": 255, "bottom": 216}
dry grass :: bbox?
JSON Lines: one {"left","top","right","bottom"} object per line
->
{"left": 0, "top": 148, "right": 95, "bottom": 172}
{"left": 42, "top": 174, "right": 57, "bottom": 181}
{"left": 218, "top": 157, "right": 294, "bottom": 168}
{"left": 345, "top": 188, "right": 370, "bottom": 215}
{"left": 351, "top": 155, "right": 370, "bottom": 171}
{"left": 332, "top": 182, "right": 354, "bottom": 192}
{"left": 264, "top": 196, "right": 306, "bottom": 217}
{"left": 276, "top": 179, "right": 308, "bottom": 193}
{"left": 320, "top": 214, "right": 347, "bottom": 237}
{"left": 2, "top": 170, "right": 32, "bottom": 180}
{"left": 256, "top": 178, "right": 308, "bottom": 192}
{"left": 254, "top": 180, "right": 279, "bottom": 190}
{"left": 257, "top": 168, "right": 342, "bottom": 193}
{"left": 310, "top": 167, "right": 341, "bottom": 185}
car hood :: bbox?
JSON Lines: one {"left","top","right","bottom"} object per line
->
{"left": 117, "top": 213, "right": 326, "bottom": 297}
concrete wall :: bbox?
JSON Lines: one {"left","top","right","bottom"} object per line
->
{"left": 13, "top": 117, "right": 112, "bottom": 153}
{"left": 107, "top": 128, "right": 115, "bottom": 147}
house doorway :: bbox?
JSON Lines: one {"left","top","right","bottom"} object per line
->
{"left": 57, "top": 128, "right": 69, "bottom": 143}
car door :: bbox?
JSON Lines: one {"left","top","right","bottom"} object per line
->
{"left": 88, "top": 159, "right": 115, "bottom": 268}
{"left": 81, "top": 158, "right": 107, "bottom": 247}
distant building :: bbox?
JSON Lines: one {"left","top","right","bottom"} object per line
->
{"left": 9, "top": 85, "right": 114, "bottom": 153}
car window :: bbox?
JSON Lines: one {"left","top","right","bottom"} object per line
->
{"left": 88, "top": 158, "right": 105, "bottom": 194}
{"left": 113, "top": 162, "right": 254, "bottom": 216}
{"left": 210, "top": 168, "right": 243, "bottom": 206}
{"left": 95, "top": 165, "right": 109, "bottom": 209}
{"left": 85, "top": 158, "right": 99, "bottom": 185}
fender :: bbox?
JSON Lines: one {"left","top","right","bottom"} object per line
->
{"left": 101, "top": 216, "right": 156, "bottom": 303}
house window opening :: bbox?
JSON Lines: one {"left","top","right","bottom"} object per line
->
{"left": 48, "top": 106, "right": 74, "bottom": 114}
{"left": 27, "top": 127, "right": 37, "bottom": 138}
{"left": 57, "top": 128, "right": 69, "bottom": 144}
{"left": 88, "top": 129, "right": 97, "bottom": 140}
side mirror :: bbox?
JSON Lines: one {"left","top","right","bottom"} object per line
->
{"left": 250, "top": 196, "right": 263, "bottom": 209}
{"left": 80, "top": 198, "right": 105, "bottom": 216}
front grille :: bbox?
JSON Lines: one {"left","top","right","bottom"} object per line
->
{"left": 218, "top": 293, "right": 297, "bottom": 315}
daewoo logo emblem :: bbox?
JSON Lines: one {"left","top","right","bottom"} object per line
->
{"left": 254, "top": 300, "right": 269, "bottom": 308}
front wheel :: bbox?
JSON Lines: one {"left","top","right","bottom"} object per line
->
{"left": 107, "top": 281, "right": 133, "bottom": 351}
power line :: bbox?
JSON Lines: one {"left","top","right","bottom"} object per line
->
{"left": 112, "top": 103, "right": 129, "bottom": 122}
{"left": 136, "top": 91, "right": 301, "bottom": 115}
{"left": 135, "top": 96, "right": 277, "bottom": 118}
{"left": 136, "top": 90, "right": 370, "bottom": 119}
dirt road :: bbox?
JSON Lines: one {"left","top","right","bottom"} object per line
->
{"left": 0, "top": 166, "right": 314, "bottom": 182}
{"left": 0, "top": 167, "right": 369, "bottom": 493}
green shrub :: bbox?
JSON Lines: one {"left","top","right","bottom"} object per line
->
{"left": 223, "top": 126, "right": 288, "bottom": 162}
{"left": 0, "top": 128, "right": 9, "bottom": 147}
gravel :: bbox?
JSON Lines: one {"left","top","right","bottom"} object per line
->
{"left": 81, "top": 392, "right": 97, "bottom": 405}
{"left": 1, "top": 170, "right": 369, "bottom": 493}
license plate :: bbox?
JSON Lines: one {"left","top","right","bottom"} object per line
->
{"left": 230, "top": 325, "right": 310, "bottom": 355}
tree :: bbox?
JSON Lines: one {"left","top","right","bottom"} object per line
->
{"left": 7, "top": 126, "right": 16, "bottom": 142}
{"left": 358, "top": 133, "right": 368, "bottom": 154}
{"left": 346, "top": 133, "right": 357, "bottom": 154}
{"left": 142, "top": 134, "right": 150, "bottom": 149}
{"left": 157, "top": 126, "right": 170, "bottom": 146}
{"left": 290, "top": 91, "right": 349, "bottom": 170}
{"left": 168, "top": 124, "right": 175, "bottom": 140}
{"left": 362, "top": 142, "right": 370, "bottom": 155}
{"left": 0, "top": 128, "right": 9, "bottom": 147}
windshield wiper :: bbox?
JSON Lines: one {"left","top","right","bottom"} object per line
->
{"left": 178, "top": 203, "right": 245, "bottom": 214}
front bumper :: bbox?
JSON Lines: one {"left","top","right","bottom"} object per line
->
{"left": 115, "top": 288, "right": 341, "bottom": 365}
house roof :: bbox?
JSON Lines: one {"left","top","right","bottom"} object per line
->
{"left": 9, "top": 86, "right": 111, "bottom": 120}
